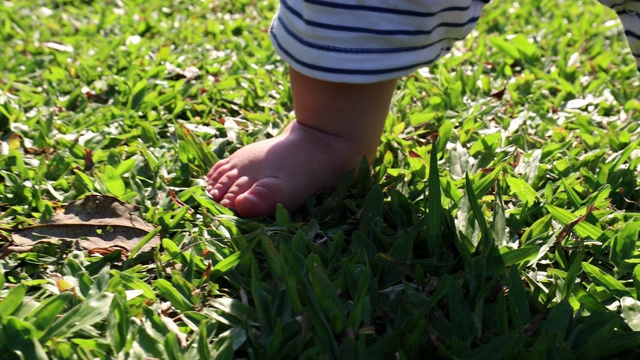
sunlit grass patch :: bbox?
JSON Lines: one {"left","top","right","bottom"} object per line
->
{"left": 1, "top": 0, "right": 640, "bottom": 358}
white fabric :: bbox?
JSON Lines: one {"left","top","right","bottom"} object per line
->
{"left": 269, "top": 0, "right": 640, "bottom": 83}
{"left": 603, "top": 0, "right": 640, "bottom": 70}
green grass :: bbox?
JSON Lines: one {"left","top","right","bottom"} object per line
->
{"left": 2, "top": 0, "right": 640, "bottom": 358}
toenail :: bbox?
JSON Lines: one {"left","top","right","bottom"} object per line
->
{"left": 212, "top": 189, "right": 219, "bottom": 198}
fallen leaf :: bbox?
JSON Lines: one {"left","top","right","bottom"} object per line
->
{"left": 10, "top": 195, "right": 160, "bottom": 254}
{"left": 56, "top": 278, "right": 75, "bottom": 293}
{"left": 42, "top": 41, "right": 74, "bottom": 53}
{"left": 555, "top": 202, "right": 597, "bottom": 243}
{"left": 83, "top": 148, "right": 94, "bottom": 172}
{"left": 182, "top": 66, "right": 201, "bottom": 81}
{"left": 165, "top": 63, "right": 201, "bottom": 81}
{"left": 491, "top": 88, "right": 506, "bottom": 100}
{"left": 168, "top": 188, "right": 193, "bottom": 214}
{"left": 88, "top": 246, "right": 129, "bottom": 257}
{"left": 161, "top": 314, "right": 188, "bottom": 349}
{"left": 8, "top": 133, "right": 22, "bottom": 150}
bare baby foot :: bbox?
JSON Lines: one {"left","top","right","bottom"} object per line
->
{"left": 205, "top": 121, "right": 366, "bottom": 217}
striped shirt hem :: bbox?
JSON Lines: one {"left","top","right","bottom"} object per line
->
{"left": 270, "top": 0, "right": 640, "bottom": 83}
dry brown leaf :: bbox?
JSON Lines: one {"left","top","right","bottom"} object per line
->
{"left": 10, "top": 195, "right": 160, "bottom": 254}
{"left": 555, "top": 202, "right": 597, "bottom": 243}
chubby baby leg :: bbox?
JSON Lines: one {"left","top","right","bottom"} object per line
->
{"left": 205, "top": 67, "right": 397, "bottom": 217}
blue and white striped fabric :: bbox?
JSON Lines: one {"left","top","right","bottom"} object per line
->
{"left": 269, "top": 0, "right": 640, "bottom": 83}
{"left": 602, "top": 0, "right": 640, "bottom": 70}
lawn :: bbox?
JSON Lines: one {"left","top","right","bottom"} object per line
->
{"left": 2, "top": 0, "right": 640, "bottom": 358}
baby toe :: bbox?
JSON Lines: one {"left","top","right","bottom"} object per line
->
{"left": 220, "top": 176, "right": 253, "bottom": 205}
{"left": 209, "top": 169, "right": 240, "bottom": 201}
{"left": 206, "top": 159, "right": 231, "bottom": 181}
{"left": 234, "top": 178, "right": 288, "bottom": 218}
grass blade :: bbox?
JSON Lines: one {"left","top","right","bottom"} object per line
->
{"left": 582, "top": 262, "right": 630, "bottom": 296}
{"left": 0, "top": 284, "right": 26, "bottom": 317}
{"left": 427, "top": 137, "right": 442, "bottom": 255}
{"left": 154, "top": 279, "right": 193, "bottom": 312}
{"left": 40, "top": 292, "right": 115, "bottom": 343}
{"left": 2, "top": 317, "right": 48, "bottom": 360}
{"left": 465, "top": 172, "right": 494, "bottom": 254}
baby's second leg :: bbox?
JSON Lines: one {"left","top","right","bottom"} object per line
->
{"left": 205, "top": 68, "right": 397, "bottom": 217}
